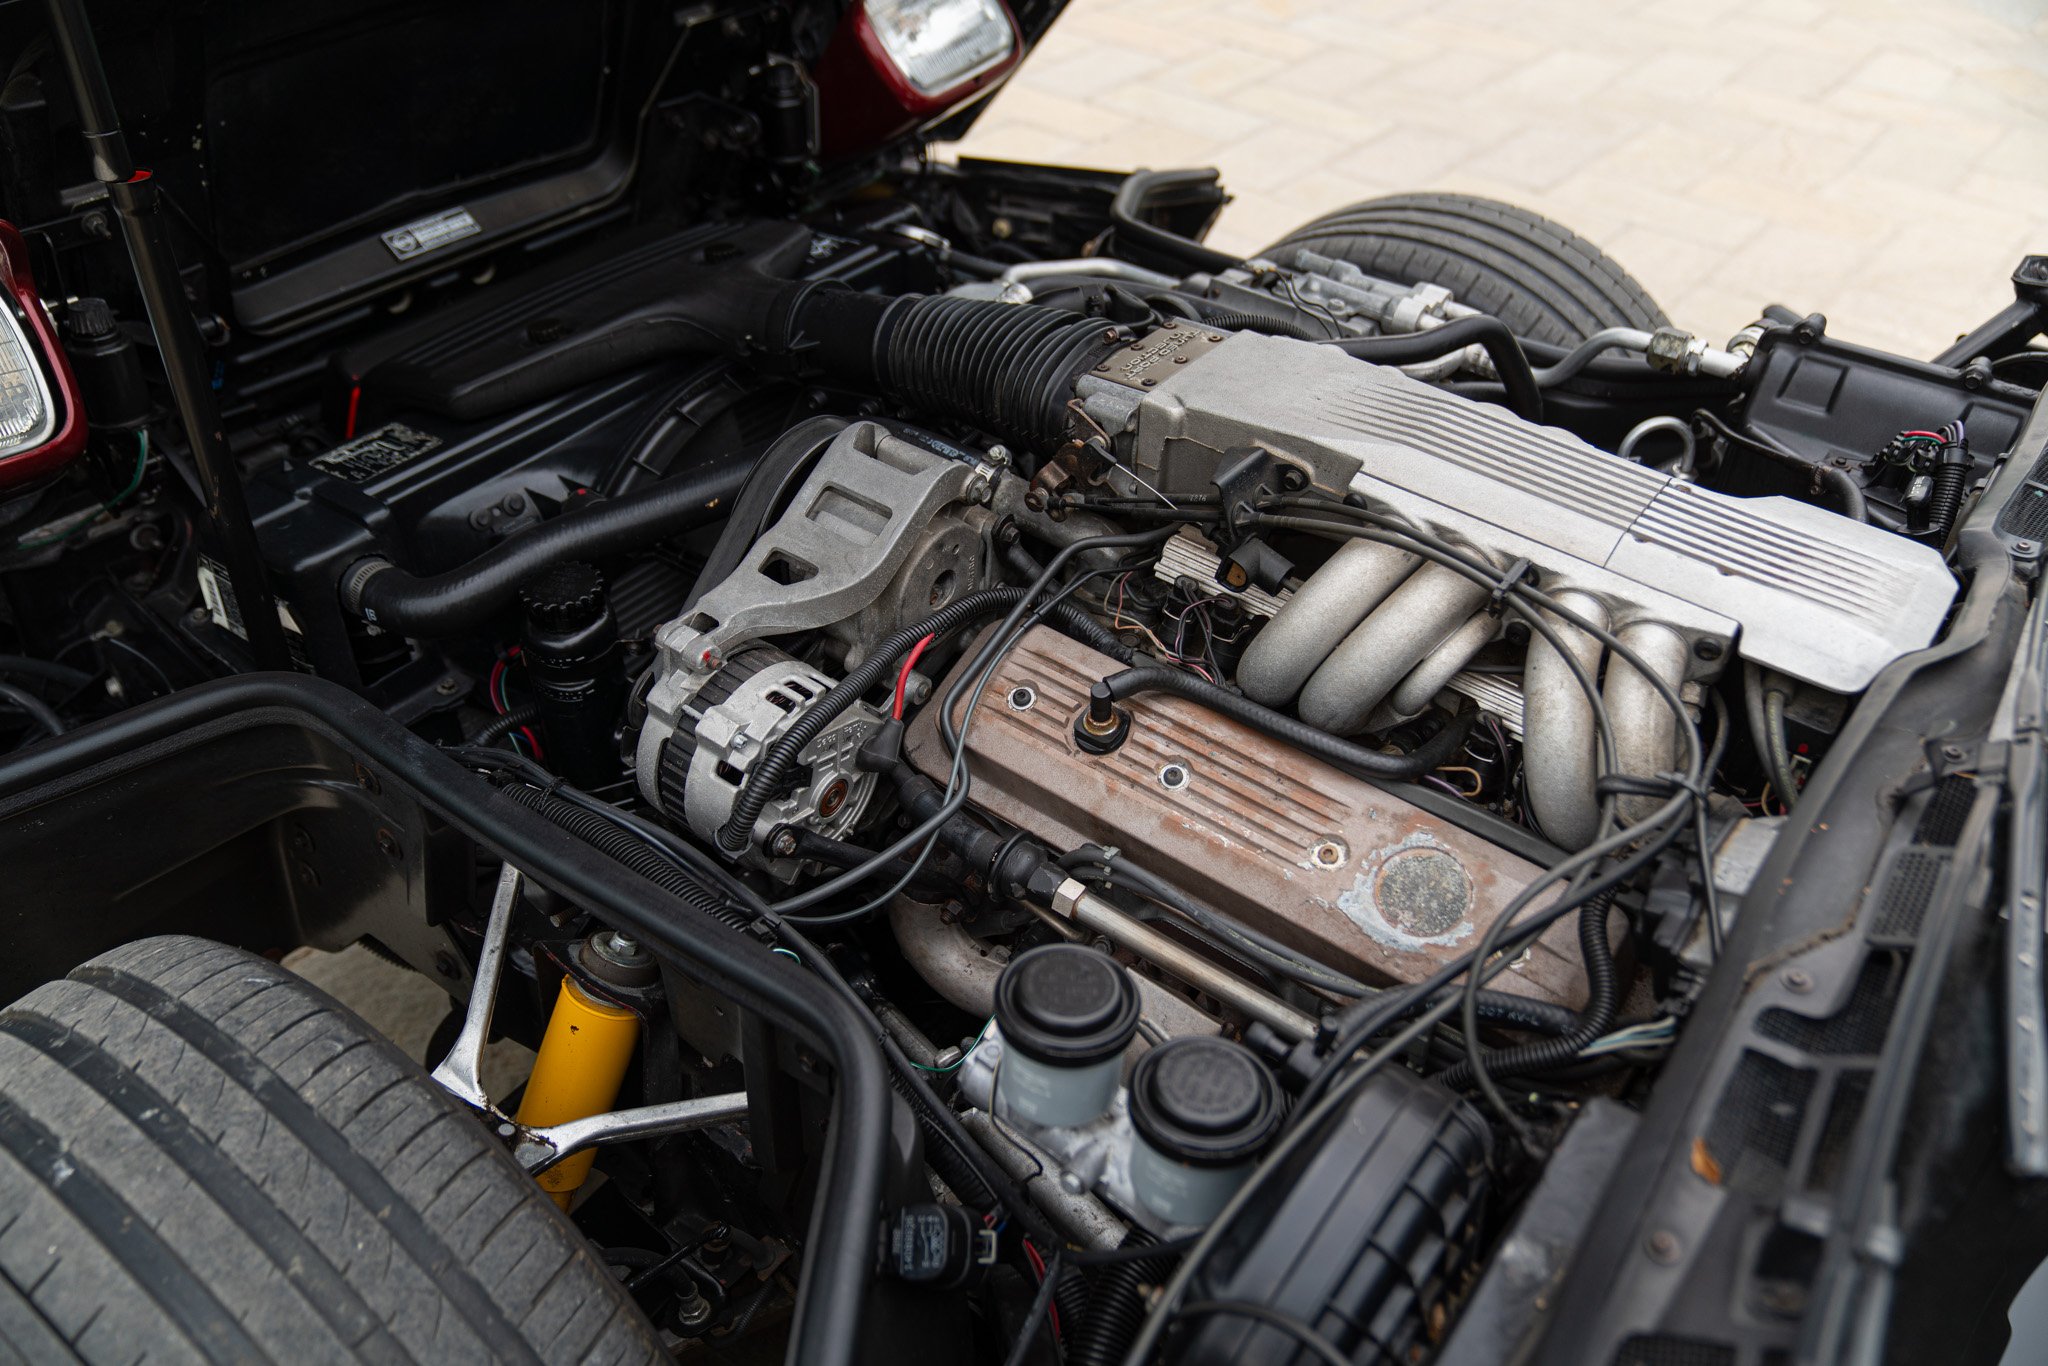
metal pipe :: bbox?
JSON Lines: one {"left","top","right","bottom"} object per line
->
{"left": 1388, "top": 610, "right": 1500, "bottom": 717}
{"left": 999, "top": 258, "right": 1180, "bottom": 289}
{"left": 43, "top": 0, "right": 291, "bottom": 669}
{"left": 1299, "top": 562, "right": 1491, "bottom": 734}
{"left": 889, "top": 896, "right": 1221, "bottom": 1038}
{"left": 429, "top": 862, "right": 521, "bottom": 1114}
{"left": 514, "top": 1092, "right": 750, "bottom": 1175}
{"left": 1603, "top": 621, "right": 1692, "bottom": 824}
{"left": 889, "top": 896, "right": 1004, "bottom": 1016}
{"left": 1052, "top": 880, "right": 1317, "bottom": 1041}
{"left": 958, "top": 1109, "right": 1127, "bottom": 1249}
{"left": 1523, "top": 590, "right": 1609, "bottom": 850}
{"left": 1617, "top": 414, "right": 1698, "bottom": 474}
{"left": 1237, "top": 538, "right": 1418, "bottom": 705}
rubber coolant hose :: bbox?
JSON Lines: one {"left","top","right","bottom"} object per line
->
{"left": 1092, "top": 665, "right": 1476, "bottom": 781}
{"left": 1325, "top": 315, "right": 1544, "bottom": 421}
{"left": 343, "top": 457, "right": 749, "bottom": 636}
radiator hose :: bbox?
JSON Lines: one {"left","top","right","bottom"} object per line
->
{"left": 342, "top": 457, "right": 750, "bottom": 636}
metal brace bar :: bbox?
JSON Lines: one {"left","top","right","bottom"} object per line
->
{"left": 513, "top": 1092, "right": 751, "bottom": 1175}
{"left": 429, "top": 862, "right": 521, "bottom": 1114}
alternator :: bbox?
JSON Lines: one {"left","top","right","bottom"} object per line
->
{"left": 635, "top": 419, "right": 1004, "bottom": 868}
{"left": 645, "top": 646, "right": 880, "bottom": 877}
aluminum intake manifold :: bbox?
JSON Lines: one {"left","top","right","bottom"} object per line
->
{"left": 1077, "top": 330, "right": 1958, "bottom": 846}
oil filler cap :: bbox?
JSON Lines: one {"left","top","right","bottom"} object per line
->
{"left": 1129, "top": 1036, "right": 1282, "bottom": 1167}
{"left": 993, "top": 944, "right": 1140, "bottom": 1067}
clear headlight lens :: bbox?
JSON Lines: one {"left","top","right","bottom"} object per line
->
{"left": 0, "top": 304, "right": 54, "bottom": 458}
{"left": 864, "top": 0, "right": 1015, "bottom": 95}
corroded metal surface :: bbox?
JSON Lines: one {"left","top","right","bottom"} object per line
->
{"left": 906, "top": 626, "right": 1588, "bottom": 1007}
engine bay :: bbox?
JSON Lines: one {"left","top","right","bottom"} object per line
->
{"left": 6, "top": 8, "right": 2048, "bottom": 1354}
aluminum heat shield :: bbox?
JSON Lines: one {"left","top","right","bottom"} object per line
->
{"left": 1100, "top": 332, "right": 1956, "bottom": 692}
{"left": 905, "top": 626, "right": 1598, "bottom": 1009}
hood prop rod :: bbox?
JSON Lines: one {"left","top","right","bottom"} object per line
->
{"left": 41, "top": 0, "right": 292, "bottom": 670}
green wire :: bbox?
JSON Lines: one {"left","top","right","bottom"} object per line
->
{"left": 15, "top": 430, "right": 149, "bottom": 549}
{"left": 904, "top": 1016, "right": 993, "bottom": 1073}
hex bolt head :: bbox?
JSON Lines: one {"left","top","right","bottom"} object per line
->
{"left": 1782, "top": 968, "right": 1814, "bottom": 993}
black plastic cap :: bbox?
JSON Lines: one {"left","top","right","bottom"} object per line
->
{"left": 1129, "top": 1036, "right": 1283, "bottom": 1168}
{"left": 62, "top": 297, "right": 119, "bottom": 341}
{"left": 994, "top": 944, "right": 1140, "bottom": 1067}
{"left": 520, "top": 561, "right": 606, "bottom": 631}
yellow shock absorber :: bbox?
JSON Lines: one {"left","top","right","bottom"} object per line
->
{"left": 516, "top": 976, "right": 640, "bottom": 1208}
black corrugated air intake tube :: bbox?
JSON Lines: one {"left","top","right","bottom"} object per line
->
{"left": 337, "top": 275, "right": 1116, "bottom": 637}
{"left": 780, "top": 285, "right": 1122, "bottom": 455}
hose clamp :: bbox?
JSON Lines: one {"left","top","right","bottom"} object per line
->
{"left": 338, "top": 556, "right": 395, "bottom": 619}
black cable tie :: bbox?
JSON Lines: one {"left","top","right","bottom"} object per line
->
{"left": 1486, "top": 557, "right": 1535, "bottom": 615}
{"left": 1593, "top": 769, "right": 1708, "bottom": 806}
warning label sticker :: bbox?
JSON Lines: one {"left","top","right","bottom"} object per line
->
{"left": 309, "top": 424, "right": 442, "bottom": 484}
{"left": 381, "top": 207, "right": 482, "bottom": 261}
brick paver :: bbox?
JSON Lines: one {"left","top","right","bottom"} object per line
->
{"left": 950, "top": 0, "right": 2048, "bottom": 357}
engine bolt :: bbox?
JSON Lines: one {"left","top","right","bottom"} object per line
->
{"left": 1694, "top": 638, "right": 1724, "bottom": 662}
{"left": 769, "top": 830, "right": 800, "bottom": 858}
{"left": 1781, "top": 968, "right": 1813, "bottom": 993}
{"left": 676, "top": 1285, "right": 713, "bottom": 1328}
{"left": 375, "top": 829, "right": 402, "bottom": 861}
{"left": 1646, "top": 1231, "right": 1683, "bottom": 1265}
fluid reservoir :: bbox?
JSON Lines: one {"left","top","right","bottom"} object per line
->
{"left": 1126, "top": 1036, "right": 1282, "bottom": 1225}
{"left": 992, "top": 944, "right": 1140, "bottom": 1128}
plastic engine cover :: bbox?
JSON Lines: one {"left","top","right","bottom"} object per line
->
{"left": 1172, "top": 1065, "right": 1490, "bottom": 1365}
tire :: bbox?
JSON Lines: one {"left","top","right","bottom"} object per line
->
{"left": 0, "top": 935, "right": 664, "bottom": 1365}
{"left": 1262, "top": 192, "right": 1669, "bottom": 345}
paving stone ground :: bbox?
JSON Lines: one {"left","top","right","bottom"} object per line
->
{"left": 949, "top": 0, "right": 2048, "bottom": 356}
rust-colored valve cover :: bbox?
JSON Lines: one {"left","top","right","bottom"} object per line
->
{"left": 905, "top": 626, "right": 1589, "bottom": 1008}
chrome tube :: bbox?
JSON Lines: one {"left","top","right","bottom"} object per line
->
{"left": 1052, "top": 880, "right": 1317, "bottom": 1041}
{"left": 1523, "top": 589, "right": 1610, "bottom": 849}
{"left": 1604, "top": 621, "right": 1691, "bottom": 824}
{"left": 1298, "top": 562, "right": 1491, "bottom": 734}
{"left": 1388, "top": 610, "right": 1500, "bottom": 718}
{"left": 1237, "top": 538, "right": 1418, "bottom": 705}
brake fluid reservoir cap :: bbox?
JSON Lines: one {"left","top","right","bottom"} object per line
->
{"left": 1129, "top": 1037, "right": 1282, "bottom": 1167}
{"left": 994, "top": 944, "right": 1140, "bottom": 1068}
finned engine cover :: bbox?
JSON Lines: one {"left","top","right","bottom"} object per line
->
{"left": 1088, "top": 330, "right": 1958, "bottom": 693}
{"left": 905, "top": 625, "right": 1597, "bottom": 1008}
